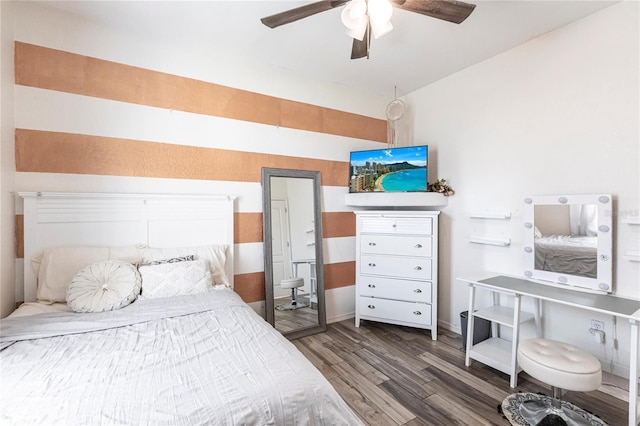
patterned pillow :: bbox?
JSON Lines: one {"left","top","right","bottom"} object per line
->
{"left": 140, "top": 246, "right": 228, "bottom": 286}
{"left": 145, "top": 255, "right": 195, "bottom": 266}
{"left": 139, "top": 259, "right": 212, "bottom": 299}
{"left": 67, "top": 260, "right": 142, "bottom": 313}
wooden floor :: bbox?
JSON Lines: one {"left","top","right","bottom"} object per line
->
{"left": 274, "top": 295, "right": 319, "bottom": 332}
{"left": 294, "top": 319, "right": 629, "bottom": 426}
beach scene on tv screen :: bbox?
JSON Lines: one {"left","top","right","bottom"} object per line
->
{"left": 349, "top": 146, "right": 428, "bottom": 193}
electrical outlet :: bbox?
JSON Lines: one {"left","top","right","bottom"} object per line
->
{"left": 591, "top": 319, "right": 605, "bottom": 331}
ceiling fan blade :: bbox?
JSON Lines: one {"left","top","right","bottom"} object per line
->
{"left": 261, "top": 1, "right": 349, "bottom": 29}
{"left": 351, "top": 38, "right": 368, "bottom": 60}
{"left": 351, "top": 22, "right": 371, "bottom": 59}
{"left": 391, "top": 0, "right": 476, "bottom": 24}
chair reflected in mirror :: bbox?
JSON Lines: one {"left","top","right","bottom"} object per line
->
{"left": 276, "top": 277, "right": 308, "bottom": 311}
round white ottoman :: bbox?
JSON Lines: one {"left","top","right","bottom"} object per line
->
{"left": 518, "top": 338, "right": 602, "bottom": 393}
{"left": 512, "top": 338, "right": 604, "bottom": 425}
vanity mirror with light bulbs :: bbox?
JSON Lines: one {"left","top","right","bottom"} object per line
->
{"left": 523, "top": 193, "right": 613, "bottom": 293}
{"left": 261, "top": 167, "right": 326, "bottom": 340}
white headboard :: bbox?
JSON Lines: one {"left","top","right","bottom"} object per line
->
{"left": 19, "top": 192, "right": 236, "bottom": 303}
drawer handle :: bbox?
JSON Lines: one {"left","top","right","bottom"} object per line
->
{"left": 392, "top": 224, "right": 397, "bottom": 228}
{"left": 368, "top": 242, "right": 376, "bottom": 246}
{"left": 414, "top": 289, "right": 422, "bottom": 293}
{"left": 415, "top": 244, "right": 423, "bottom": 248}
{"left": 414, "top": 266, "right": 422, "bottom": 271}
{"left": 368, "top": 263, "right": 376, "bottom": 267}
{"left": 368, "top": 284, "right": 376, "bottom": 288}
{"left": 368, "top": 304, "right": 376, "bottom": 309}
{"left": 413, "top": 311, "right": 422, "bottom": 315}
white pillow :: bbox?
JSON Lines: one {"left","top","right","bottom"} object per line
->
{"left": 33, "top": 246, "right": 145, "bottom": 303}
{"left": 67, "top": 260, "right": 141, "bottom": 313}
{"left": 139, "top": 259, "right": 212, "bottom": 299}
{"left": 140, "top": 245, "right": 229, "bottom": 286}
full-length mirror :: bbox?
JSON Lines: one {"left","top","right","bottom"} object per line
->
{"left": 523, "top": 194, "right": 613, "bottom": 293}
{"left": 262, "top": 168, "right": 326, "bottom": 339}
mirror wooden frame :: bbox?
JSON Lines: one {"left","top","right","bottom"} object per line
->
{"left": 261, "top": 167, "right": 327, "bottom": 339}
{"left": 523, "top": 193, "right": 613, "bottom": 293}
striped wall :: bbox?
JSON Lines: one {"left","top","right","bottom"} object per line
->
{"left": 12, "top": 8, "right": 388, "bottom": 319}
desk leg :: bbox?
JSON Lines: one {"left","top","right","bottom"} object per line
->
{"left": 465, "top": 284, "right": 476, "bottom": 367}
{"left": 534, "top": 298, "right": 542, "bottom": 338}
{"left": 509, "top": 294, "right": 522, "bottom": 388}
{"left": 630, "top": 318, "right": 639, "bottom": 426}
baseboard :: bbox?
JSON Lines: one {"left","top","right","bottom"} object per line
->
{"left": 328, "top": 311, "right": 355, "bottom": 324}
{"left": 438, "top": 319, "right": 461, "bottom": 335}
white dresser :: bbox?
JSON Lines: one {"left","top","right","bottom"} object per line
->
{"left": 354, "top": 210, "right": 439, "bottom": 340}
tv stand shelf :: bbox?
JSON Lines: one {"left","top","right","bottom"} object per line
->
{"left": 345, "top": 192, "right": 448, "bottom": 208}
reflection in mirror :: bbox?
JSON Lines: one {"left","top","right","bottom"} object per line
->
{"left": 523, "top": 194, "right": 612, "bottom": 293}
{"left": 262, "top": 168, "right": 326, "bottom": 339}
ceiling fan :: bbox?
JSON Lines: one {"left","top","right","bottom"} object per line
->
{"left": 261, "top": 0, "right": 476, "bottom": 60}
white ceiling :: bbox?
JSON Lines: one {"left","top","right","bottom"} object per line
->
{"left": 34, "top": 0, "right": 618, "bottom": 97}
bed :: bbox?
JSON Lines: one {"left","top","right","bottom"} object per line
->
{"left": 0, "top": 192, "right": 362, "bottom": 425}
{"left": 534, "top": 234, "right": 598, "bottom": 279}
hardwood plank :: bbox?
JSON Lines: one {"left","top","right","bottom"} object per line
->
{"left": 355, "top": 347, "right": 432, "bottom": 399}
{"left": 332, "top": 361, "right": 417, "bottom": 424}
{"left": 417, "top": 350, "right": 508, "bottom": 402}
{"left": 379, "top": 379, "right": 455, "bottom": 426}
{"left": 425, "top": 393, "right": 498, "bottom": 426}
{"left": 329, "top": 376, "right": 398, "bottom": 426}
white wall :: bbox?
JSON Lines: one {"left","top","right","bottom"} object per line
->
{"left": 0, "top": 1, "right": 16, "bottom": 316}
{"left": 5, "top": 1, "right": 386, "bottom": 319}
{"left": 406, "top": 1, "right": 639, "bottom": 376}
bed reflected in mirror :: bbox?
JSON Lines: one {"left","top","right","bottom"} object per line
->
{"left": 523, "top": 194, "right": 612, "bottom": 293}
{"left": 262, "top": 168, "right": 326, "bottom": 339}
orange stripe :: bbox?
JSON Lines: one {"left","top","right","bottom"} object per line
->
{"left": 16, "top": 215, "right": 23, "bottom": 259}
{"left": 15, "top": 42, "right": 387, "bottom": 143}
{"left": 15, "top": 129, "right": 349, "bottom": 186}
{"left": 323, "top": 211, "right": 356, "bottom": 239}
{"left": 324, "top": 261, "right": 355, "bottom": 290}
{"left": 235, "top": 212, "right": 263, "bottom": 244}
{"left": 234, "top": 272, "right": 265, "bottom": 303}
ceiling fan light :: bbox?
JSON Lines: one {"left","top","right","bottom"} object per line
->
{"left": 371, "top": 19, "right": 393, "bottom": 39}
{"left": 341, "top": 0, "right": 368, "bottom": 40}
{"left": 341, "top": 0, "right": 366, "bottom": 27}
{"left": 345, "top": 19, "right": 368, "bottom": 41}
{"left": 367, "top": 0, "right": 393, "bottom": 24}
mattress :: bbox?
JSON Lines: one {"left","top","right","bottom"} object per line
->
{"left": 0, "top": 288, "right": 362, "bottom": 425}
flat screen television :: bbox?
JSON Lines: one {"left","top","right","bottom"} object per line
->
{"left": 348, "top": 145, "right": 428, "bottom": 193}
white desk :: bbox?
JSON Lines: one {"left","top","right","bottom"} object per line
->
{"left": 459, "top": 274, "right": 640, "bottom": 426}
{"left": 292, "top": 259, "right": 316, "bottom": 304}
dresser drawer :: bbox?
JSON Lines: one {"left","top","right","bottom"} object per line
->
{"left": 358, "top": 297, "right": 432, "bottom": 326}
{"left": 361, "top": 234, "right": 432, "bottom": 257}
{"left": 358, "top": 276, "right": 432, "bottom": 303}
{"left": 360, "top": 255, "right": 432, "bottom": 280}
{"left": 360, "top": 216, "right": 433, "bottom": 235}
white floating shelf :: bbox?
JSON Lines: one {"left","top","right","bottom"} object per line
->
{"left": 345, "top": 192, "right": 448, "bottom": 208}
{"left": 470, "top": 212, "right": 511, "bottom": 220}
{"left": 469, "top": 235, "right": 511, "bottom": 247}
{"left": 623, "top": 250, "right": 640, "bottom": 262}
{"left": 621, "top": 216, "right": 640, "bottom": 225}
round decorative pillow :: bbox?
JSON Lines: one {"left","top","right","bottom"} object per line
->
{"left": 67, "top": 260, "right": 141, "bottom": 313}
